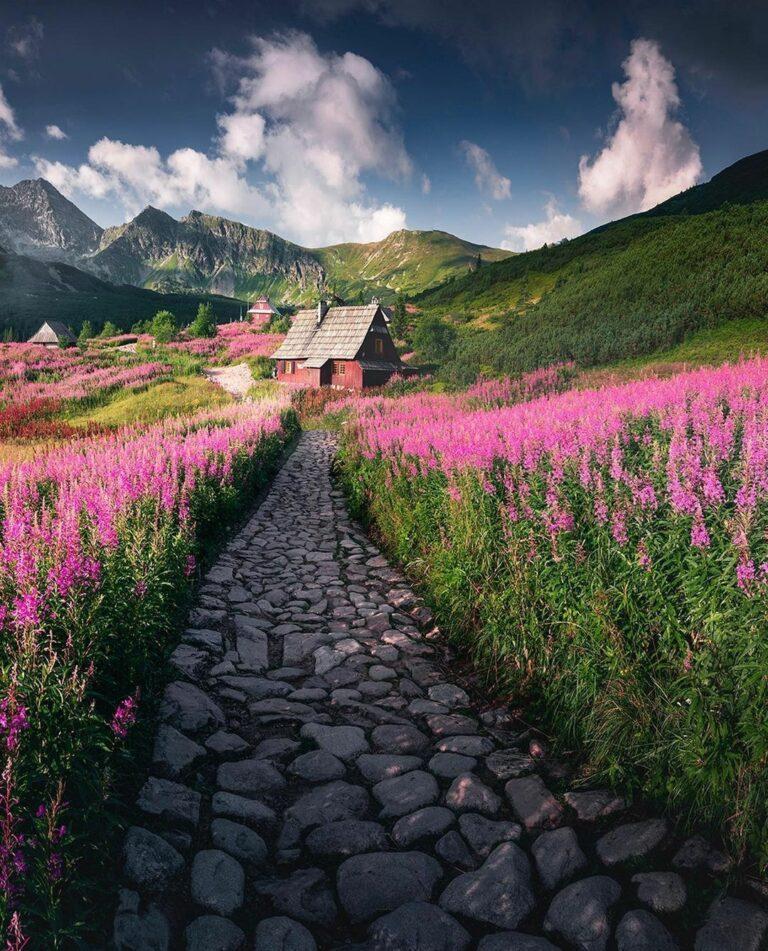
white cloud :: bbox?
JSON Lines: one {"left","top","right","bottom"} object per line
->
{"left": 578, "top": 38, "right": 702, "bottom": 216}
{"left": 0, "top": 83, "right": 22, "bottom": 168}
{"left": 8, "top": 18, "right": 43, "bottom": 61}
{"left": 45, "top": 124, "right": 67, "bottom": 140}
{"left": 33, "top": 32, "right": 411, "bottom": 246}
{"left": 502, "top": 198, "right": 583, "bottom": 251}
{"left": 421, "top": 173, "right": 431, "bottom": 194}
{"left": 460, "top": 140, "right": 511, "bottom": 200}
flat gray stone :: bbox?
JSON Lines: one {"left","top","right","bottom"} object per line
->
{"left": 426, "top": 714, "right": 478, "bottom": 737}
{"left": 253, "top": 737, "right": 301, "bottom": 761}
{"left": 672, "top": 835, "right": 731, "bottom": 874}
{"left": 357, "top": 754, "right": 423, "bottom": 783}
{"left": 204, "top": 730, "right": 250, "bottom": 757}
{"left": 564, "top": 789, "right": 627, "bottom": 821}
{"left": 210, "top": 819, "right": 267, "bottom": 868}
{"left": 486, "top": 750, "right": 535, "bottom": 781}
{"left": 616, "top": 910, "right": 678, "bottom": 951}
{"left": 632, "top": 872, "right": 686, "bottom": 913}
{"left": 458, "top": 814, "right": 521, "bottom": 857}
{"left": 392, "top": 807, "right": 455, "bottom": 847}
{"left": 136, "top": 777, "right": 201, "bottom": 829}
{"left": 695, "top": 897, "right": 768, "bottom": 951}
{"left": 159, "top": 681, "right": 224, "bottom": 733}
{"left": 373, "top": 770, "right": 439, "bottom": 818}
{"left": 169, "top": 644, "right": 210, "bottom": 680}
{"left": 368, "top": 901, "right": 471, "bottom": 950}
{"left": 596, "top": 819, "right": 667, "bottom": 866}
{"left": 504, "top": 777, "right": 563, "bottom": 831}
{"left": 253, "top": 917, "right": 317, "bottom": 951}
{"left": 113, "top": 888, "right": 170, "bottom": 951}
{"left": 211, "top": 792, "right": 276, "bottom": 830}
{"left": 217, "top": 758, "right": 286, "bottom": 795}
{"left": 531, "top": 827, "right": 587, "bottom": 890}
{"left": 439, "top": 842, "right": 535, "bottom": 929}
{"left": 428, "top": 684, "right": 470, "bottom": 708}
{"left": 289, "top": 750, "right": 346, "bottom": 782}
{"left": 337, "top": 851, "right": 443, "bottom": 923}
{"left": 256, "top": 868, "right": 337, "bottom": 926}
{"left": 190, "top": 849, "right": 244, "bottom": 916}
{"left": 544, "top": 876, "right": 621, "bottom": 951}
{"left": 445, "top": 773, "right": 501, "bottom": 816}
{"left": 435, "top": 736, "right": 494, "bottom": 756}
{"left": 372, "top": 724, "right": 430, "bottom": 754}
{"left": 306, "top": 820, "right": 389, "bottom": 859}
{"left": 184, "top": 915, "right": 245, "bottom": 951}
{"left": 123, "top": 827, "right": 184, "bottom": 891}
{"left": 428, "top": 752, "right": 477, "bottom": 779}
{"left": 301, "top": 722, "right": 370, "bottom": 761}
{"left": 286, "top": 780, "right": 370, "bottom": 830}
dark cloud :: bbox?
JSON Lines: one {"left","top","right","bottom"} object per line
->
{"left": 301, "top": 0, "right": 768, "bottom": 96}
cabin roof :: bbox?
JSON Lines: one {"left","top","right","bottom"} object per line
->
{"left": 28, "top": 320, "right": 77, "bottom": 344}
{"left": 273, "top": 303, "right": 394, "bottom": 362}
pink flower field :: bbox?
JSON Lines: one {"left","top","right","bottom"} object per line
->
{"left": 166, "top": 322, "right": 285, "bottom": 364}
{"left": 339, "top": 356, "right": 768, "bottom": 863}
{"left": 0, "top": 391, "right": 297, "bottom": 940}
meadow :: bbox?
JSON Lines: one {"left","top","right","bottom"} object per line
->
{"left": 0, "top": 326, "right": 294, "bottom": 944}
{"left": 337, "top": 356, "right": 768, "bottom": 868}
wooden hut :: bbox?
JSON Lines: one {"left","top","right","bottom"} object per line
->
{"left": 28, "top": 320, "right": 77, "bottom": 348}
{"left": 247, "top": 296, "right": 280, "bottom": 330}
{"left": 272, "top": 299, "right": 403, "bottom": 389}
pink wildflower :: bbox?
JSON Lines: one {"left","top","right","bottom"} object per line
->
{"left": 111, "top": 691, "right": 139, "bottom": 740}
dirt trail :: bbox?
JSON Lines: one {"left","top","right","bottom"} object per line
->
{"left": 204, "top": 362, "right": 256, "bottom": 399}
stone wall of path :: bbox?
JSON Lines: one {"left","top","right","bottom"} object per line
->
{"left": 113, "top": 430, "right": 768, "bottom": 951}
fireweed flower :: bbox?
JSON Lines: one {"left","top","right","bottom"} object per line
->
{"left": 111, "top": 692, "right": 139, "bottom": 740}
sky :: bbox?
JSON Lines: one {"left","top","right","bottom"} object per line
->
{"left": 1, "top": 0, "right": 767, "bottom": 250}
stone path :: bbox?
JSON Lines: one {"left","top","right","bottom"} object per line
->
{"left": 114, "top": 431, "right": 768, "bottom": 950}
{"left": 204, "top": 363, "right": 256, "bottom": 400}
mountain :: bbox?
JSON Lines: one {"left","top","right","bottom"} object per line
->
{"left": 413, "top": 149, "right": 768, "bottom": 382}
{"left": 314, "top": 230, "right": 510, "bottom": 300}
{"left": 0, "top": 180, "right": 512, "bottom": 304}
{"left": 0, "top": 243, "right": 242, "bottom": 340}
{"left": 0, "top": 179, "right": 103, "bottom": 263}
{"left": 89, "top": 208, "right": 326, "bottom": 301}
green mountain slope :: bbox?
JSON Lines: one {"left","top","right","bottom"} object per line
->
{"left": 413, "top": 149, "right": 768, "bottom": 381}
{"left": 0, "top": 244, "right": 241, "bottom": 339}
{"left": 315, "top": 229, "right": 511, "bottom": 300}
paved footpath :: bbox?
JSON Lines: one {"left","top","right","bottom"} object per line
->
{"left": 114, "top": 431, "right": 768, "bottom": 951}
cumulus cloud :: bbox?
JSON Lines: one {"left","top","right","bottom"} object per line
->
{"left": 578, "top": 38, "right": 702, "bottom": 216}
{"left": 33, "top": 32, "right": 410, "bottom": 245}
{"left": 460, "top": 140, "right": 511, "bottom": 200}
{"left": 45, "top": 124, "right": 67, "bottom": 140}
{"left": 0, "top": 83, "right": 22, "bottom": 168}
{"left": 502, "top": 198, "right": 583, "bottom": 251}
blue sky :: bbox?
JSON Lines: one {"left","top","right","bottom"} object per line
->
{"left": 1, "top": 0, "right": 767, "bottom": 249}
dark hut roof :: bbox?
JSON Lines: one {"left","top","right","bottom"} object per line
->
{"left": 272, "top": 303, "right": 392, "bottom": 362}
{"left": 28, "top": 320, "right": 77, "bottom": 344}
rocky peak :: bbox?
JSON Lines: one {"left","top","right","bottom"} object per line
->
{"left": 0, "top": 178, "right": 103, "bottom": 262}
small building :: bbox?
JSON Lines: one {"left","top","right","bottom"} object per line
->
{"left": 28, "top": 320, "right": 77, "bottom": 348}
{"left": 247, "top": 295, "right": 280, "bottom": 330}
{"left": 272, "top": 299, "right": 403, "bottom": 389}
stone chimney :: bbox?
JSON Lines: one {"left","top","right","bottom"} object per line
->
{"left": 317, "top": 299, "right": 330, "bottom": 325}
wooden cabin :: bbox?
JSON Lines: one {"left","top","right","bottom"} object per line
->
{"left": 247, "top": 295, "right": 279, "bottom": 330}
{"left": 28, "top": 320, "right": 77, "bottom": 348}
{"left": 272, "top": 299, "right": 403, "bottom": 389}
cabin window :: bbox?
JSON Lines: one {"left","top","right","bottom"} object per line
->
{"left": 284, "top": 360, "right": 294, "bottom": 374}
{"left": 374, "top": 337, "right": 384, "bottom": 355}
{"left": 333, "top": 361, "right": 346, "bottom": 376}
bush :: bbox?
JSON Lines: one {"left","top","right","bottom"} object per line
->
{"left": 188, "top": 302, "right": 217, "bottom": 338}
{"left": 150, "top": 310, "right": 178, "bottom": 343}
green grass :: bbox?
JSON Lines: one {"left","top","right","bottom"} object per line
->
{"left": 67, "top": 376, "right": 230, "bottom": 427}
{"left": 619, "top": 316, "right": 768, "bottom": 368}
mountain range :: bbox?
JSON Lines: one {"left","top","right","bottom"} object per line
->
{"left": 0, "top": 179, "right": 510, "bottom": 315}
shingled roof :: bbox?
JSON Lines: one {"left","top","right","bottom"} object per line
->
{"left": 272, "top": 303, "right": 388, "bottom": 362}
{"left": 28, "top": 320, "right": 77, "bottom": 345}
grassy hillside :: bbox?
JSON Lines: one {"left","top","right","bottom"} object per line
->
{"left": 412, "top": 150, "right": 768, "bottom": 381}
{"left": 0, "top": 244, "right": 242, "bottom": 338}
{"left": 315, "top": 229, "right": 511, "bottom": 301}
